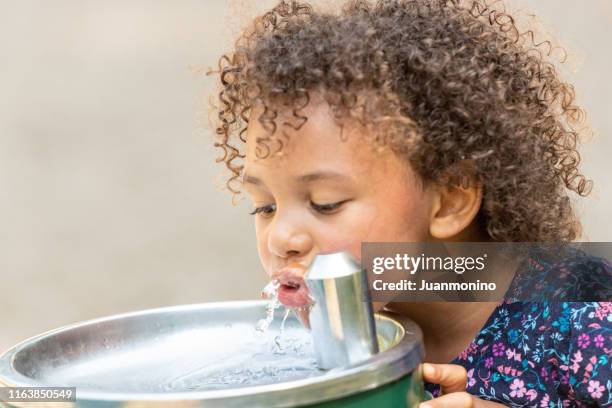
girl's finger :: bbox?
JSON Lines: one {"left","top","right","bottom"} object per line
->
{"left": 422, "top": 363, "right": 467, "bottom": 394}
{"left": 419, "top": 391, "right": 473, "bottom": 408}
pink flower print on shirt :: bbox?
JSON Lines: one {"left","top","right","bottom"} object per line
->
{"left": 587, "top": 380, "right": 605, "bottom": 399}
{"left": 492, "top": 342, "right": 505, "bottom": 357}
{"left": 585, "top": 355, "right": 597, "bottom": 374}
{"left": 593, "top": 334, "right": 605, "bottom": 348}
{"left": 526, "top": 389, "right": 538, "bottom": 402}
{"left": 510, "top": 379, "right": 527, "bottom": 398}
{"left": 577, "top": 333, "right": 590, "bottom": 349}
{"left": 593, "top": 303, "right": 612, "bottom": 321}
{"left": 459, "top": 342, "right": 478, "bottom": 360}
{"left": 506, "top": 347, "right": 521, "bottom": 361}
{"left": 467, "top": 368, "right": 476, "bottom": 387}
{"left": 567, "top": 350, "right": 583, "bottom": 374}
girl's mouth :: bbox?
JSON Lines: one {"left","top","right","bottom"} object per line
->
{"left": 273, "top": 264, "right": 312, "bottom": 308}
{"left": 277, "top": 277, "right": 311, "bottom": 308}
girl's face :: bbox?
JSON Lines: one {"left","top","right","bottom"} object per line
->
{"left": 243, "top": 99, "right": 436, "bottom": 306}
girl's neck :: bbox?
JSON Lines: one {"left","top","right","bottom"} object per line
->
{"left": 385, "top": 224, "right": 500, "bottom": 362}
{"left": 386, "top": 301, "right": 500, "bottom": 363}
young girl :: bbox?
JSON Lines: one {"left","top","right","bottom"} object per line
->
{"left": 210, "top": 0, "right": 611, "bottom": 406}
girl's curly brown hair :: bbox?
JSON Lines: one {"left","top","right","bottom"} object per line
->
{"left": 209, "top": 0, "right": 592, "bottom": 242}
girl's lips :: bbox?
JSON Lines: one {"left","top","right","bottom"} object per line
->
{"left": 278, "top": 280, "right": 310, "bottom": 308}
{"left": 273, "top": 263, "right": 311, "bottom": 308}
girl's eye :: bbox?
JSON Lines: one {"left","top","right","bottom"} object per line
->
{"left": 249, "top": 204, "right": 276, "bottom": 217}
{"left": 311, "top": 201, "right": 345, "bottom": 214}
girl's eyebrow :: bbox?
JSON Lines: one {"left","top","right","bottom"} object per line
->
{"left": 242, "top": 173, "right": 263, "bottom": 186}
{"left": 242, "top": 171, "right": 351, "bottom": 186}
{"left": 299, "top": 171, "right": 351, "bottom": 183}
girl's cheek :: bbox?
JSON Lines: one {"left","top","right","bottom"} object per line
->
{"left": 309, "top": 206, "right": 379, "bottom": 263}
{"left": 255, "top": 232, "right": 273, "bottom": 277}
{"left": 323, "top": 239, "right": 362, "bottom": 263}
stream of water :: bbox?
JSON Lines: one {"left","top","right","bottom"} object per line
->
{"left": 157, "top": 280, "right": 325, "bottom": 392}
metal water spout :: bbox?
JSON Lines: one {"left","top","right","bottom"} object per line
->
{"left": 304, "top": 251, "right": 379, "bottom": 370}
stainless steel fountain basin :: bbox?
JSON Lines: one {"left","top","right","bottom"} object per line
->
{"left": 0, "top": 301, "right": 424, "bottom": 407}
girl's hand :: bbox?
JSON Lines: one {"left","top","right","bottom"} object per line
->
{"left": 419, "top": 363, "right": 505, "bottom": 408}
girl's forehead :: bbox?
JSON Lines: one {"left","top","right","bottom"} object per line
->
{"left": 245, "top": 100, "right": 370, "bottom": 161}
{"left": 244, "top": 115, "right": 413, "bottom": 191}
{"left": 243, "top": 96, "right": 416, "bottom": 187}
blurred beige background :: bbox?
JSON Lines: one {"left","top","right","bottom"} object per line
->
{"left": 1, "top": 1, "right": 610, "bottom": 353}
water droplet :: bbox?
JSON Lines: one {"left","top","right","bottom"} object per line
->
{"left": 255, "top": 279, "right": 282, "bottom": 334}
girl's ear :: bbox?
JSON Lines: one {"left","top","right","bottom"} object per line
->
{"left": 429, "top": 182, "right": 483, "bottom": 240}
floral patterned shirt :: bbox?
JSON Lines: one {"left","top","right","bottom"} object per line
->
{"left": 425, "top": 255, "right": 611, "bottom": 407}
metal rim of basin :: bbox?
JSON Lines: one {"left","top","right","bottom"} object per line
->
{"left": 0, "top": 301, "right": 424, "bottom": 407}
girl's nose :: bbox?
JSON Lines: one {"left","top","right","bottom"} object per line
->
{"left": 267, "top": 212, "right": 313, "bottom": 260}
